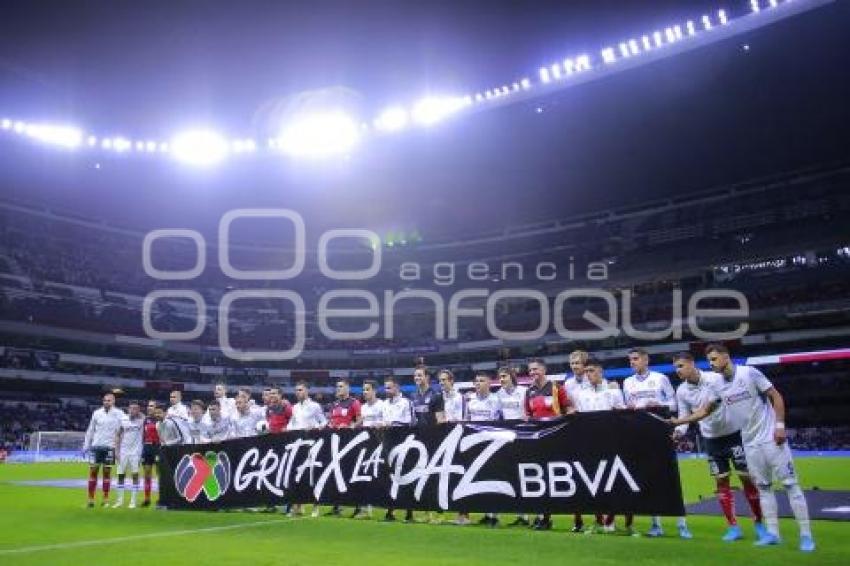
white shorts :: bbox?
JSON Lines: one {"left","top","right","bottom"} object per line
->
{"left": 116, "top": 452, "right": 141, "bottom": 475}
{"left": 744, "top": 442, "right": 797, "bottom": 487}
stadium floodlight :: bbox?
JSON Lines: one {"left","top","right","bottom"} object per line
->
{"left": 619, "top": 42, "right": 630, "bottom": 58}
{"left": 751, "top": 0, "right": 761, "bottom": 12}
{"left": 101, "top": 138, "right": 112, "bottom": 149}
{"left": 769, "top": 0, "right": 778, "bottom": 8}
{"left": 575, "top": 55, "right": 591, "bottom": 71}
{"left": 145, "top": 141, "right": 157, "bottom": 152}
{"left": 520, "top": 78, "right": 531, "bottom": 90}
{"left": 686, "top": 20, "right": 696, "bottom": 35}
{"left": 550, "top": 64, "right": 562, "bottom": 80}
{"left": 702, "top": 15, "right": 713, "bottom": 30}
{"left": 13, "top": 121, "right": 25, "bottom": 133}
{"left": 375, "top": 107, "right": 408, "bottom": 132}
{"left": 112, "top": 137, "right": 132, "bottom": 152}
{"left": 718, "top": 9, "right": 729, "bottom": 25}
{"left": 628, "top": 39, "right": 640, "bottom": 55}
{"left": 411, "top": 97, "right": 464, "bottom": 126}
{"left": 642, "top": 35, "right": 652, "bottom": 50}
{"left": 135, "top": 141, "right": 144, "bottom": 151}
{"left": 159, "top": 142, "right": 169, "bottom": 152}
{"left": 277, "top": 111, "right": 360, "bottom": 157}
{"left": 665, "top": 28, "right": 676, "bottom": 43}
{"left": 653, "top": 31, "right": 663, "bottom": 47}
{"left": 539, "top": 67, "right": 551, "bottom": 83}
{"left": 1, "top": 119, "right": 10, "bottom": 130}
{"left": 24, "top": 123, "right": 83, "bottom": 148}
{"left": 601, "top": 47, "right": 617, "bottom": 64}
{"left": 170, "top": 129, "right": 228, "bottom": 165}
{"left": 87, "top": 136, "right": 97, "bottom": 146}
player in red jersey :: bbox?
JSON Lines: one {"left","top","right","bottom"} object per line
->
{"left": 524, "top": 358, "right": 572, "bottom": 530}
{"left": 140, "top": 399, "right": 161, "bottom": 507}
{"left": 265, "top": 386, "right": 293, "bottom": 433}
{"left": 326, "top": 379, "right": 362, "bottom": 517}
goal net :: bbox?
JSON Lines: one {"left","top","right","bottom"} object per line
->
{"left": 27, "top": 431, "right": 87, "bottom": 462}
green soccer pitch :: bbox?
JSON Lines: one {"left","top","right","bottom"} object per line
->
{"left": 1, "top": 458, "right": 848, "bottom": 565}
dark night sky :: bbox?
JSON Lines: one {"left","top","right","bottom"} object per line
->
{"left": 0, "top": 0, "right": 848, "bottom": 240}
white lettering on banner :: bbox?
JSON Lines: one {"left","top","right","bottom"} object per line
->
{"left": 387, "top": 435, "right": 428, "bottom": 500}
{"left": 282, "top": 439, "right": 314, "bottom": 489}
{"left": 518, "top": 463, "right": 545, "bottom": 497}
{"left": 295, "top": 439, "right": 325, "bottom": 485}
{"left": 453, "top": 430, "right": 516, "bottom": 500}
{"left": 516, "top": 456, "right": 640, "bottom": 498}
{"left": 350, "top": 444, "right": 384, "bottom": 484}
{"left": 234, "top": 448, "right": 260, "bottom": 492}
{"left": 314, "top": 431, "right": 369, "bottom": 498}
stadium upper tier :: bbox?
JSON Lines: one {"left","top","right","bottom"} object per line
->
{"left": 0, "top": 162, "right": 849, "bottom": 359}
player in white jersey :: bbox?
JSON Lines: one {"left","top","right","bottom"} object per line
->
{"left": 495, "top": 366, "right": 530, "bottom": 527}
{"left": 381, "top": 376, "right": 415, "bottom": 427}
{"left": 670, "top": 352, "right": 765, "bottom": 542}
{"left": 438, "top": 370, "right": 465, "bottom": 423}
{"left": 286, "top": 381, "right": 326, "bottom": 517}
{"left": 113, "top": 401, "right": 144, "bottom": 508}
{"left": 204, "top": 400, "right": 233, "bottom": 442}
{"left": 351, "top": 380, "right": 385, "bottom": 519}
{"left": 83, "top": 392, "right": 125, "bottom": 507}
{"left": 186, "top": 400, "right": 207, "bottom": 444}
{"left": 232, "top": 394, "right": 263, "bottom": 438}
{"left": 573, "top": 360, "right": 624, "bottom": 533}
{"left": 672, "top": 344, "right": 815, "bottom": 552}
{"left": 166, "top": 390, "right": 189, "bottom": 421}
{"left": 564, "top": 349, "right": 593, "bottom": 402}
{"left": 623, "top": 348, "right": 690, "bottom": 539}
{"left": 288, "top": 381, "right": 328, "bottom": 431}
{"left": 208, "top": 382, "right": 236, "bottom": 421}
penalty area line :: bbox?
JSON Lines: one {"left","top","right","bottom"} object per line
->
{"left": 0, "top": 516, "right": 308, "bottom": 555}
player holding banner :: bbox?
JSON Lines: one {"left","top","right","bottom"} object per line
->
{"left": 623, "top": 348, "right": 691, "bottom": 539}
{"left": 670, "top": 344, "right": 815, "bottom": 552}
{"left": 670, "top": 352, "right": 765, "bottom": 542}
{"left": 112, "top": 400, "right": 144, "bottom": 508}
{"left": 83, "top": 392, "right": 124, "bottom": 508}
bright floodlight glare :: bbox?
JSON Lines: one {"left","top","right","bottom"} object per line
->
{"left": 411, "top": 97, "right": 464, "bottom": 127}
{"left": 277, "top": 111, "right": 360, "bottom": 157}
{"left": 1, "top": 119, "right": 10, "bottom": 130}
{"left": 642, "top": 35, "right": 652, "bottom": 50}
{"left": 520, "top": 78, "right": 531, "bottom": 90}
{"left": 539, "top": 67, "right": 550, "bottom": 84}
{"left": 702, "top": 15, "right": 713, "bottom": 30}
{"left": 13, "top": 121, "right": 25, "bottom": 133}
{"left": 87, "top": 136, "right": 97, "bottom": 146}
{"left": 374, "top": 106, "right": 408, "bottom": 132}
{"left": 687, "top": 20, "right": 696, "bottom": 35}
{"left": 769, "top": 0, "right": 778, "bottom": 8}
{"left": 171, "top": 129, "right": 228, "bottom": 165}
{"left": 751, "top": 0, "right": 761, "bottom": 12}
{"left": 112, "top": 137, "right": 131, "bottom": 152}
{"left": 718, "top": 9, "right": 729, "bottom": 25}
{"left": 575, "top": 55, "right": 591, "bottom": 71}
{"left": 24, "top": 123, "right": 83, "bottom": 148}
{"left": 145, "top": 141, "right": 157, "bottom": 152}
{"left": 653, "top": 31, "right": 663, "bottom": 47}
{"left": 601, "top": 47, "right": 616, "bottom": 64}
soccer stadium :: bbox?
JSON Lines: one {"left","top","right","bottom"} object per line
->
{"left": 1, "top": 0, "right": 849, "bottom": 564}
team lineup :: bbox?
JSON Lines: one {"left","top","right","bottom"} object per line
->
{"left": 81, "top": 344, "right": 815, "bottom": 552}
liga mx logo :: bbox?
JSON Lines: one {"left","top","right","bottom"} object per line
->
{"left": 174, "top": 451, "right": 231, "bottom": 502}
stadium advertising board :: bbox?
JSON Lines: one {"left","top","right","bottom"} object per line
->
{"left": 159, "top": 411, "right": 685, "bottom": 514}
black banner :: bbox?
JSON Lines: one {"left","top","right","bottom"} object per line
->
{"left": 158, "top": 411, "right": 685, "bottom": 515}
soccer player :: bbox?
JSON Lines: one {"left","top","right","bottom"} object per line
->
{"left": 671, "top": 344, "right": 815, "bottom": 552}
{"left": 232, "top": 394, "right": 263, "bottom": 438}
{"left": 408, "top": 364, "right": 445, "bottom": 523}
{"left": 287, "top": 381, "right": 327, "bottom": 517}
{"left": 83, "top": 392, "right": 124, "bottom": 507}
{"left": 209, "top": 382, "right": 236, "bottom": 421}
{"left": 524, "top": 358, "right": 571, "bottom": 530}
{"left": 496, "top": 366, "right": 529, "bottom": 526}
{"left": 113, "top": 400, "right": 144, "bottom": 508}
{"left": 204, "top": 400, "right": 233, "bottom": 442}
{"left": 438, "top": 369, "right": 465, "bottom": 423}
{"left": 186, "top": 400, "right": 206, "bottom": 444}
{"left": 140, "top": 400, "right": 160, "bottom": 507}
{"left": 564, "top": 349, "right": 591, "bottom": 533}
{"left": 352, "top": 380, "right": 385, "bottom": 519}
{"left": 670, "top": 351, "right": 765, "bottom": 541}
{"left": 157, "top": 405, "right": 191, "bottom": 446}
{"left": 464, "top": 372, "right": 503, "bottom": 527}
{"left": 326, "top": 379, "right": 361, "bottom": 516}
{"left": 622, "top": 347, "right": 690, "bottom": 539}
{"left": 381, "top": 376, "right": 415, "bottom": 522}
{"left": 573, "top": 360, "right": 624, "bottom": 533}
{"left": 266, "top": 386, "right": 293, "bottom": 434}
{"left": 166, "top": 390, "right": 189, "bottom": 421}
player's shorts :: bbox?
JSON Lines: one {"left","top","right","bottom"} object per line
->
{"left": 744, "top": 441, "right": 797, "bottom": 487}
{"left": 704, "top": 431, "right": 748, "bottom": 477}
{"left": 141, "top": 444, "right": 160, "bottom": 466}
{"left": 117, "top": 452, "right": 141, "bottom": 475}
{"left": 89, "top": 446, "right": 115, "bottom": 466}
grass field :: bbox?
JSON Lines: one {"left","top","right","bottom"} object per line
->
{"left": 0, "top": 458, "right": 848, "bottom": 565}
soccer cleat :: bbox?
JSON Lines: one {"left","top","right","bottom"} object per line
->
{"left": 128, "top": 501, "right": 136, "bottom": 509}
{"left": 645, "top": 524, "right": 664, "bottom": 538}
{"left": 510, "top": 516, "right": 530, "bottom": 527}
{"left": 570, "top": 524, "right": 585, "bottom": 533}
{"left": 722, "top": 525, "right": 743, "bottom": 542}
{"left": 489, "top": 517, "right": 499, "bottom": 528}
{"left": 140, "top": 500, "right": 151, "bottom": 508}
{"left": 753, "top": 521, "right": 768, "bottom": 540}
{"left": 604, "top": 524, "right": 616, "bottom": 534}
{"left": 324, "top": 508, "right": 341, "bottom": 517}
{"left": 453, "top": 516, "right": 471, "bottom": 526}
{"left": 478, "top": 516, "right": 492, "bottom": 526}
{"left": 311, "top": 507, "right": 320, "bottom": 518}
{"left": 678, "top": 525, "right": 693, "bottom": 539}
{"left": 111, "top": 500, "right": 123, "bottom": 508}
{"left": 799, "top": 535, "right": 815, "bottom": 552}
{"left": 403, "top": 511, "right": 415, "bottom": 523}
{"left": 754, "top": 532, "right": 781, "bottom": 546}
{"left": 86, "top": 501, "right": 95, "bottom": 509}
{"left": 626, "top": 526, "right": 640, "bottom": 538}
{"left": 383, "top": 512, "right": 397, "bottom": 522}
{"left": 533, "top": 518, "right": 553, "bottom": 531}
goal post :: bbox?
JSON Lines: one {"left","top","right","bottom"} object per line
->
{"left": 26, "top": 431, "right": 87, "bottom": 462}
